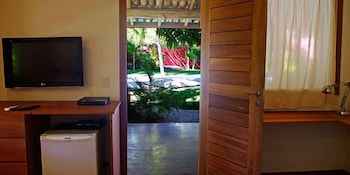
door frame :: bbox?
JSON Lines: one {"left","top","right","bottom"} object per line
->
{"left": 118, "top": 0, "right": 128, "bottom": 175}
{"left": 118, "top": 1, "right": 206, "bottom": 174}
{"left": 198, "top": 0, "right": 208, "bottom": 174}
{"left": 118, "top": 1, "right": 266, "bottom": 175}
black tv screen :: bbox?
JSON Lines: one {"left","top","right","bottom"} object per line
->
{"left": 2, "top": 37, "right": 84, "bottom": 88}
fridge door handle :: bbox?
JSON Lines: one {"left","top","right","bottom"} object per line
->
{"left": 41, "top": 135, "right": 93, "bottom": 141}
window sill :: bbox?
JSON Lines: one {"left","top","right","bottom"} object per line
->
{"left": 264, "top": 111, "right": 339, "bottom": 124}
{"left": 339, "top": 117, "right": 350, "bottom": 125}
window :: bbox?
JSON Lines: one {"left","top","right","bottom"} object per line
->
{"left": 265, "top": 0, "right": 342, "bottom": 110}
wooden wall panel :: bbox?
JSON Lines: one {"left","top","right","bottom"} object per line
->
{"left": 211, "top": 3, "right": 253, "bottom": 20}
{"left": 208, "top": 131, "right": 248, "bottom": 151}
{"left": 208, "top": 154, "right": 248, "bottom": 175}
{"left": 210, "top": 31, "right": 252, "bottom": 45}
{"left": 208, "top": 143, "right": 248, "bottom": 167}
{"left": 208, "top": 119, "right": 249, "bottom": 141}
{"left": 210, "top": 45, "right": 251, "bottom": 58}
{"left": 209, "top": 94, "right": 250, "bottom": 113}
{"left": 211, "top": 16, "right": 252, "bottom": 33}
{"left": 209, "top": 71, "right": 251, "bottom": 86}
{"left": 209, "top": 107, "right": 249, "bottom": 127}
{"left": 200, "top": 0, "right": 267, "bottom": 174}
{"left": 209, "top": 58, "right": 251, "bottom": 72}
{"left": 209, "top": 0, "right": 252, "bottom": 8}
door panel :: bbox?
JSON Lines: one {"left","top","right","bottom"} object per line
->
{"left": 200, "top": 0, "right": 267, "bottom": 174}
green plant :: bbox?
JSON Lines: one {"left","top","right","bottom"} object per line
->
{"left": 187, "top": 46, "right": 200, "bottom": 69}
{"left": 138, "top": 52, "right": 157, "bottom": 84}
{"left": 128, "top": 86, "right": 200, "bottom": 122}
{"left": 127, "top": 41, "right": 138, "bottom": 70}
{"left": 156, "top": 29, "right": 201, "bottom": 49}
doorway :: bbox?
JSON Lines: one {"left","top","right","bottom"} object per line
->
{"left": 125, "top": 1, "right": 201, "bottom": 175}
{"left": 119, "top": 0, "right": 267, "bottom": 175}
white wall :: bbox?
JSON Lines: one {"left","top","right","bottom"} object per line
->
{"left": 0, "top": 0, "right": 120, "bottom": 101}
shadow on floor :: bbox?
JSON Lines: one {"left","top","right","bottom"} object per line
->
{"left": 128, "top": 123, "right": 199, "bottom": 175}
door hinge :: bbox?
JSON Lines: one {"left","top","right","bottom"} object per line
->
{"left": 248, "top": 89, "right": 263, "bottom": 97}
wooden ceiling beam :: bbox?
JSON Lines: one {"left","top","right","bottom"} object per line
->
{"left": 128, "top": 8, "right": 199, "bottom": 18}
{"left": 129, "top": 0, "right": 199, "bottom": 9}
{"left": 127, "top": 21, "right": 200, "bottom": 29}
{"left": 189, "top": 0, "right": 196, "bottom": 10}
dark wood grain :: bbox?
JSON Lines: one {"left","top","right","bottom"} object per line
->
{"left": 210, "top": 2, "right": 253, "bottom": 20}
{"left": 0, "top": 139, "right": 27, "bottom": 162}
{"left": 209, "top": 45, "right": 251, "bottom": 58}
{"left": 209, "top": 0, "right": 252, "bottom": 8}
{"left": 208, "top": 142, "right": 248, "bottom": 167}
{"left": 209, "top": 94, "right": 249, "bottom": 113}
{"left": 209, "top": 107, "right": 249, "bottom": 127}
{"left": 263, "top": 170, "right": 350, "bottom": 175}
{"left": 209, "top": 58, "right": 251, "bottom": 72}
{"left": 112, "top": 106, "right": 121, "bottom": 175}
{"left": 0, "top": 101, "right": 119, "bottom": 116}
{"left": 334, "top": 0, "right": 344, "bottom": 95}
{"left": 0, "top": 163, "right": 27, "bottom": 175}
{"left": 210, "top": 31, "right": 252, "bottom": 45}
{"left": 207, "top": 154, "right": 248, "bottom": 175}
{"left": 0, "top": 113, "right": 25, "bottom": 138}
{"left": 119, "top": 1, "right": 128, "bottom": 175}
{"left": 211, "top": 16, "right": 252, "bottom": 33}
{"left": 264, "top": 111, "right": 339, "bottom": 124}
{"left": 199, "top": 0, "right": 209, "bottom": 174}
{"left": 340, "top": 116, "right": 350, "bottom": 126}
{"left": 209, "top": 71, "right": 251, "bottom": 86}
{"left": 208, "top": 118, "right": 249, "bottom": 141}
{"left": 201, "top": 0, "right": 266, "bottom": 174}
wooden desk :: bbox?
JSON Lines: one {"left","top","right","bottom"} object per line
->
{"left": 264, "top": 110, "right": 350, "bottom": 127}
{"left": 0, "top": 101, "right": 120, "bottom": 175}
{"left": 339, "top": 116, "right": 350, "bottom": 125}
{"left": 264, "top": 111, "right": 339, "bottom": 124}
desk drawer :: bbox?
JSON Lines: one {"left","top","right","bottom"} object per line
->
{"left": 0, "top": 163, "right": 27, "bottom": 175}
{"left": 0, "top": 139, "right": 27, "bottom": 162}
{"left": 0, "top": 114, "right": 25, "bottom": 138}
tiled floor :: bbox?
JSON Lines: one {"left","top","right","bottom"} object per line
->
{"left": 128, "top": 123, "right": 199, "bottom": 175}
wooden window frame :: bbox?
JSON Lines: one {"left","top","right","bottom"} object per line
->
{"left": 335, "top": 0, "right": 344, "bottom": 95}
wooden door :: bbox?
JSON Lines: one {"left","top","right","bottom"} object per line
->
{"left": 199, "top": 0, "right": 267, "bottom": 175}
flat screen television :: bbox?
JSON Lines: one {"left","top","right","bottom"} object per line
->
{"left": 2, "top": 37, "right": 84, "bottom": 88}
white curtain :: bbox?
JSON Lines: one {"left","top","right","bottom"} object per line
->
{"left": 265, "top": 0, "right": 337, "bottom": 109}
{"left": 266, "top": 0, "right": 336, "bottom": 90}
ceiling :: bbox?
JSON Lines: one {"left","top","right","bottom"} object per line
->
{"left": 127, "top": 0, "right": 200, "bottom": 28}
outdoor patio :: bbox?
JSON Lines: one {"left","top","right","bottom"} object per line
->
{"left": 128, "top": 123, "right": 199, "bottom": 175}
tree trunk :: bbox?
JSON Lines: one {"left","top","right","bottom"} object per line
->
{"left": 185, "top": 47, "right": 190, "bottom": 70}
{"left": 156, "top": 42, "right": 165, "bottom": 76}
{"left": 186, "top": 57, "right": 190, "bottom": 70}
{"left": 132, "top": 52, "right": 136, "bottom": 71}
{"left": 192, "top": 59, "right": 196, "bottom": 70}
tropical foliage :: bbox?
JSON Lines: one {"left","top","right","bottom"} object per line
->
{"left": 156, "top": 28, "right": 201, "bottom": 70}
{"left": 127, "top": 28, "right": 201, "bottom": 122}
{"left": 156, "top": 28, "right": 201, "bottom": 48}
{"left": 128, "top": 87, "right": 200, "bottom": 122}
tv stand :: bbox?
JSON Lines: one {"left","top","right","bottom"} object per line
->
{"left": 0, "top": 101, "right": 120, "bottom": 175}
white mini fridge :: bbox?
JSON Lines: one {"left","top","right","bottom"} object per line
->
{"left": 40, "top": 130, "right": 99, "bottom": 175}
